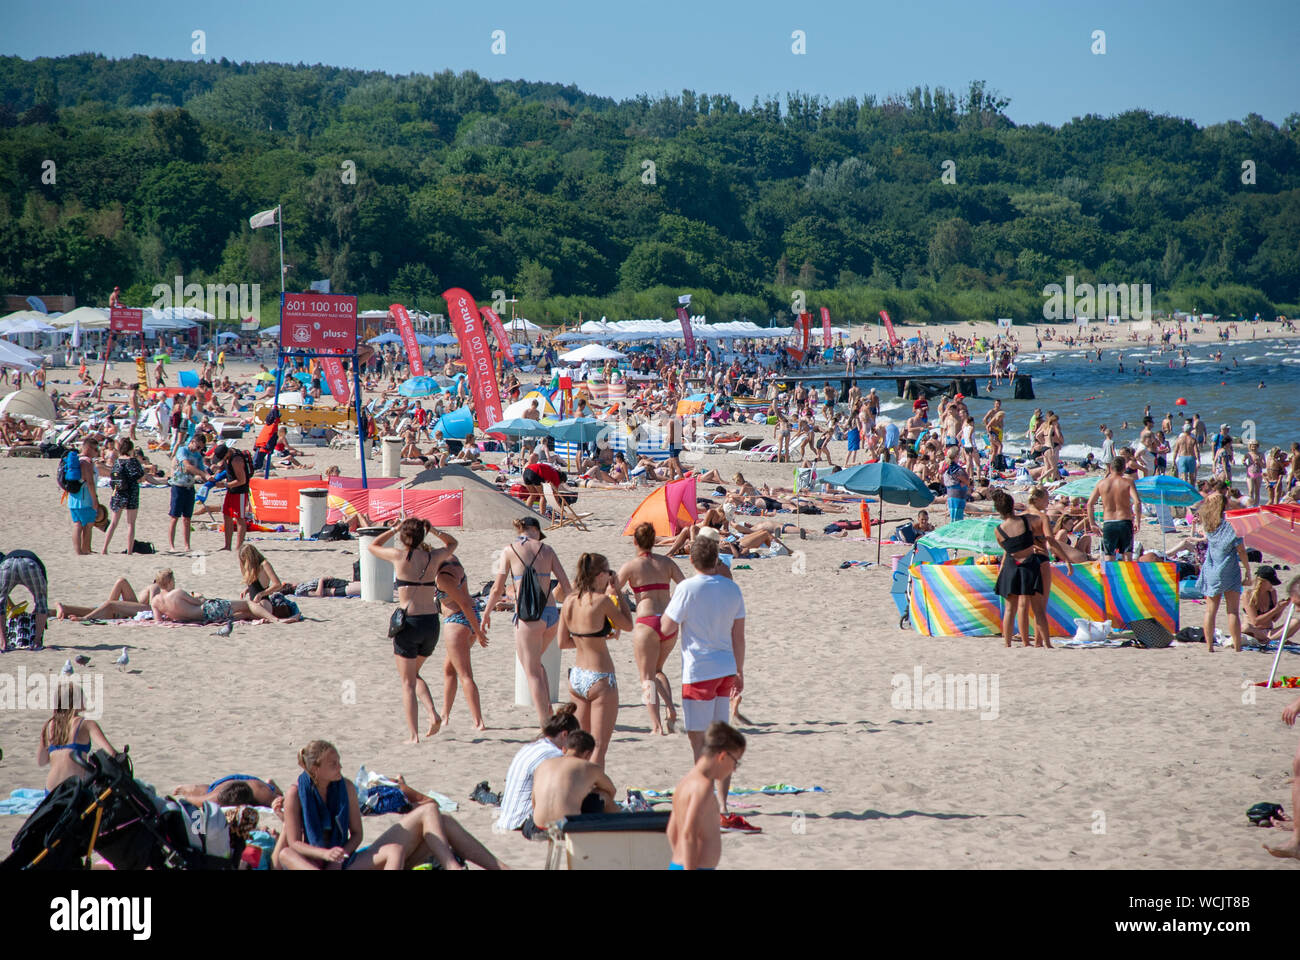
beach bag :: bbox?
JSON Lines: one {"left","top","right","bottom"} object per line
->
{"left": 39, "top": 441, "right": 64, "bottom": 459}
{"left": 1071, "top": 618, "right": 1112, "bottom": 642}
{"left": 388, "top": 607, "right": 408, "bottom": 637}
{"left": 57, "top": 450, "right": 82, "bottom": 494}
{"left": 511, "top": 544, "right": 552, "bottom": 623}
{"left": 131, "top": 540, "right": 156, "bottom": 555}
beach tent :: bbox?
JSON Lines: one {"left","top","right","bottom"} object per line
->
{"left": 623, "top": 478, "right": 698, "bottom": 537}
{"left": 0, "top": 387, "right": 57, "bottom": 423}
{"left": 503, "top": 391, "right": 558, "bottom": 420}
{"left": 675, "top": 393, "right": 713, "bottom": 417}
{"left": 433, "top": 406, "right": 475, "bottom": 440}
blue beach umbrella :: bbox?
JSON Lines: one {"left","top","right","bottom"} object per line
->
{"left": 822, "top": 462, "right": 935, "bottom": 561}
{"left": 484, "top": 417, "right": 554, "bottom": 439}
{"left": 399, "top": 376, "right": 442, "bottom": 398}
{"left": 367, "top": 332, "right": 403, "bottom": 345}
{"left": 1136, "top": 475, "right": 1203, "bottom": 554}
{"left": 548, "top": 417, "right": 607, "bottom": 444}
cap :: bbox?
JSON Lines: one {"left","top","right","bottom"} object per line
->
{"left": 1257, "top": 565, "right": 1281, "bottom": 585}
{"left": 953, "top": 393, "right": 965, "bottom": 400}
{"left": 697, "top": 526, "right": 721, "bottom": 542}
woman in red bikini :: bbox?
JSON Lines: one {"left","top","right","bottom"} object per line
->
{"left": 615, "top": 522, "right": 686, "bottom": 735}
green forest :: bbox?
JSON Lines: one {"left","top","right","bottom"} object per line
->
{"left": 2, "top": 53, "right": 1297, "bottom": 327}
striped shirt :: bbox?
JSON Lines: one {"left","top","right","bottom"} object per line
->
{"left": 496, "top": 738, "right": 563, "bottom": 831}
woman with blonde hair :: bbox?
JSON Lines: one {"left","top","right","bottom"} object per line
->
{"left": 239, "top": 544, "right": 295, "bottom": 602}
{"left": 1196, "top": 491, "right": 1252, "bottom": 652}
{"left": 275, "top": 740, "right": 505, "bottom": 870}
{"left": 483, "top": 516, "right": 572, "bottom": 729}
{"left": 38, "top": 682, "right": 117, "bottom": 791}
{"left": 367, "top": 518, "right": 459, "bottom": 742}
{"left": 559, "top": 553, "right": 634, "bottom": 768}
{"left": 616, "top": 524, "right": 686, "bottom": 735}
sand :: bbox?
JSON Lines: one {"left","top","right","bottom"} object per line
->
{"left": 1, "top": 356, "right": 1297, "bottom": 870}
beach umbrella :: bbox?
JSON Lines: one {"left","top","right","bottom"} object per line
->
{"left": 1225, "top": 505, "right": 1300, "bottom": 564}
{"left": 918, "top": 518, "right": 1003, "bottom": 555}
{"left": 548, "top": 417, "right": 607, "bottom": 444}
{"left": 484, "top": 417, "right": 553, "bottom": 439}
{"left": 153, "top": 353, "right": 170, "bottom": 362}
{"left": 399, "top": 376, "right": 442, "bottom": 398}
{"left": 0, "top": 315, "right": 56, "bottom": 335}
{"left": 1054, "top": 475, "right": 1102, "bottom": 498}
{"left": 255, "top": 372, "right": 276, "bottom": 381}
{"left": 0, "top": 343, "right": 38, "bottom": 374}
{"left": 822, "top": 462, "right": 935, "bottom": 562}
{"left": 1136, "top": 475, "right": 1202, "bottom": 554}
{"left": 0, "top": 388, "right": 57, "bottom": 423}
{"left": 216, "top": 331, "right": 241, "bottom": 341}
{"left": 367, "top": 332, "right": 404, "bottom": 345}
{"left": 558, "top": 343, "right": 626, "bottom": 363}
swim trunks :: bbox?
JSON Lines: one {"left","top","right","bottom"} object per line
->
{"left": 682, "top": 675, "right": 736, "bottom": 732}
{"left": 393, "top": 611, "right": 440, "bottom": 659}
{"left": 70, "top": 506, "right": 97, "bottom": 526}
{"left": 1176, "top": 455, "right": 1196, "bottom": 476}
{"left": 1101, "top": 519, "right": 1134, "bottom": 558}
{"left": 202, "top": 598, "right": 232, "bottom": 623}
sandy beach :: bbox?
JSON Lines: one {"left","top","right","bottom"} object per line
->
{"left": 1, "top": 356, "right": 1297, "bottom": 870}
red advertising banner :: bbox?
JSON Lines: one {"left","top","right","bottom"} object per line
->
{"left": 281, "top": 293, "right": 357, "bottom": 352}
{"left": 879, "top": 310, "right": 900, "bottom": 347}
{"left": 675, "top": 307, "right": 696, "bottom": 353}
{"left": 799, "top": 312, "right": 812, "bottom": 352}
{"left": 820, "top": 306, "right": 832, "bottom": 349}
{"left": 248, "top": 475, "right": 324, "bottom": 523}
{"left": 319, "top": 356, "right": 351, "bottom": 404}
{"left": 480, "top": 307, "right": 515, "bottom": 366}
{"left": 443, "top": 288, "right": 504, "bottom": 441}
{"left": 109, "top": 307, "right": 143, "bottom": 333}
{"left": 389, "top": 303, "right": 424, "bottom": 376}
{"left": 325, "top": 475, "right": 402, "bottom": 523}
{"left": 366, "top": 488, "right": 464, "bottom": 526}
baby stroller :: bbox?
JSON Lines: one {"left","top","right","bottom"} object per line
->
{"left": 2, "top": 748, "right": 243, "bottom": 871}
{"left": 890, "top": 541, "right": 951, "bottom": 630}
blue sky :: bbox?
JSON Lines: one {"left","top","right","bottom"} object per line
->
{"left": 4, "top": 0, "right": 1296, "bottom": 127}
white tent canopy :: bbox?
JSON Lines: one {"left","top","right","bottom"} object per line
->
{"left": 506, "top": 318, "right": 541, "bottom": 332}
{"left": 0, "top": 343, "right": 41, "bottom": 374}
{"left": 48, "top": 307, "right": 110, "bottom": 329}
{"left": 0, "top": 387, "right": 57, "bottom": 422}
{"left": 567, "top": 317, "right": 797, "bottom": 342}
{"left": 557, "top": 343, "right": 627, "bottom": 363}
{"left": 0, "top": 315, "right": 57, "bottom": 335}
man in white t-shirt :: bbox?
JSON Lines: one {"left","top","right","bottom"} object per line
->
{"left": 662, "top": 536, "right": 757, "bottom": 832}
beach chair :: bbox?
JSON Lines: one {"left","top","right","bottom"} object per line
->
{"left": 544, "top": 812, "right": 671, "bottom": 870}
{"left": 543, "top": 483, "right": 592, "bottom": 531}
{"left": 743, "top": 443, "right": 777, "bottom": 462}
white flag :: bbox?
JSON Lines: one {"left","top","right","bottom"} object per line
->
{"left": 249, "top": 206, "right": 279, "bottom": 229}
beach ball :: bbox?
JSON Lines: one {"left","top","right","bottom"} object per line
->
{"left": 1175, "top": 397, "right": 1187, "bottom": 405}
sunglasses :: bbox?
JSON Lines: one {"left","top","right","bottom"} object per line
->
{"left": 725, "top": 750, "right": 742, "bottom": 769}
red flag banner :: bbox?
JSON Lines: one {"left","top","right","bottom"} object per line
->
{"left": 443, "top": 288, "right": 505, "bottom": 441}
{"left": 799, "top": 312, "right": 812, "bottom": 352}
{"left": 879, "top": 310, "right": 900, "bottom": 347}
{"left": 820, "top": 306, "right": 832, "bottom": 349}
{"left": 480, "top": 307, "right": 515, "bottom": 366}
{"left": 675, "top": 307, "right": 696, "bottom": 354}
{"left": 390, "top": 303, "right": 424, "bottom": 376}
{"left": 319, "top": 356, "right": 350, "bottom": 404}
{"left": 366, "top": 488, "right": 464, "bottom": 526}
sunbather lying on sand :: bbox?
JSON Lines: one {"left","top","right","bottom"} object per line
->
{"left": 57, "top": 569, "right": 177, "bottom": 621}
{"left": 174, "top": 774, "right": 282, "bottom": 806}
{"left": 150, "top": 587, "right": 302, "bottom": 624}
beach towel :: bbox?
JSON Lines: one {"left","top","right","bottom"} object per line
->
{"left": 630, "top": 784, "right": 826, "bottom": 805}
{"left": 296, "top": 771, "right": 350, "bottom": 849}
{"left": 0, "top": 788, "right": 47, "bottom": 816}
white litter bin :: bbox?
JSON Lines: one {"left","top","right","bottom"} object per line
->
{"left": 515, "top": 637, "right": 561, "bottom": 707}
{"left": 357, "top": 527, "right": 394, "bottom": 603}
{"left": 381, "top": 436, "right": 402, "bottom": 478}
{"left": 298, "top": 487, "right": 329, "bottom": 539}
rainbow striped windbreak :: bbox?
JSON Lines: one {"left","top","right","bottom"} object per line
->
{"left": 909, "top": 559, "right": 1178, "bottom": 638}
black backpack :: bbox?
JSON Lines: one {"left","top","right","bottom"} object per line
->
{"left": 510, "top": 543, "right": 552, "bottom": 623}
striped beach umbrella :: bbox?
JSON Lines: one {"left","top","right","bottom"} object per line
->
{"left": 1225, "top": 505, "right": 1300, "bottom": 564}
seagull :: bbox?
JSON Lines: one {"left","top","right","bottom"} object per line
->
{"left": 61, "top": 659, "right": 74, "bottom": 675}
{"left": 213, "top": 619, "right": 234, "bottom": 638}
{"left": 74, "top": 655, "right": 91, "bottom": 666}
{"left": 114, "top": 647, "right": 129, "bottom": 671}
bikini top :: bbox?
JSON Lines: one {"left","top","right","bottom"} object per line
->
{"left": 48, "top": 719, "right": 90, "bottom": 754}
{"left": 631, "top": 582, "right": 669, "bottom": 594}
{"left": 569, "top": 617, "right": 615, "bottom": 639}
{"left": 393, "top": 549, "right": 438, "bottom": 589}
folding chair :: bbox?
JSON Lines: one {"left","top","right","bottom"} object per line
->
{"left": 543, "top": 483, "right": 592, "bottom": 531}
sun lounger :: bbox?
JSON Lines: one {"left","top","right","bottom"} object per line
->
{"left": 545, "top": 812, "right": 671, "bottom": 870}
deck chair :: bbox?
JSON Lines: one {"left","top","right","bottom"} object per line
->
{"left": 543, "top": 483, "right": 592, "bottom": 531}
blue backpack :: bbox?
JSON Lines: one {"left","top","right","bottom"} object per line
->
{"left": 57, "top": 450, "right": 83, "bottom": 495}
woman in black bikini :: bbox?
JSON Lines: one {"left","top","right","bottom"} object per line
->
{"left": 367, "top": 518, "right": 458, "bottom": 744}
{"left": 38, "top": 682, "right": 117, "bottom": 791}
{"left": 559, "top": 553, "right": 634, "bottom": 769}
{"left": 993, "top": 489, "right": 1053, "bottom": 648}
